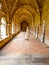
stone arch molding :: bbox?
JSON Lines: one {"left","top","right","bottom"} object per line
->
{"left": 12, "top": 5, "right": 39, "bottom": 19}
{"left": 12, "top": 6, "right": 40, "bottom": 28}
{"left": 11, "top": 0, "right": 39, "bottom": 17}
{"left": 13, "top": 13, "right": 34, "bottom": 28}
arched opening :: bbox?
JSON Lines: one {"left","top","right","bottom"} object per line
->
{"left": 21, "top": 20, "right": 29, "bottom": 31}
{"left": 1, "top": 17, "right": 7, "bottom": 39}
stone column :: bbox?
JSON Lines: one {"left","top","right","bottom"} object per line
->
{"left": 0, "top": 18, "right": 1, "bottom": 39}
{"left": 41, "top": 20, "right": 45, "bottom": 43}
{"left": 6, "top": 23, "right": 9, "bottom": 36}
{"left": 35, "top": 26, "right": 39, "bottom": 38}
{"left": 13, "top": 17, "right": 16, "bottom": 33}
{"left": 34, "top": 26, "right": 36, "bottom": 36}
{"left": 12, "top": 22, "right": 15, "bottom": 33}
{"left": 25, "top": 27, "right": 29, "bottom": 40}
{"left": 15, "top": 16, "right": 16, "bottom": 33}
{"left": 9, "top": 23, "right": 12, "bottom": 36}
{"left": 14, "top": 23, "right": 16, "bottom": 33}
{"left": 6, "top": 22, "right": 12, "bottom": 37}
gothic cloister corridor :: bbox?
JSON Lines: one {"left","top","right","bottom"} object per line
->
{"left": 0, "top": 32, "right": 49, "bottom": 65}
{"left": 1, "top": 32, "right": 49, "bottom": 55}
{"left": 0, "top": 0, "right": 49, "bottom": 65}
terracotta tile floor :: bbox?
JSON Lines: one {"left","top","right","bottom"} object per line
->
{"left": 0, "top": 32, "right": 49, "bottom": 55}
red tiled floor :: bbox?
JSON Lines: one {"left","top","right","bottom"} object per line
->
{"left": 0, "top": 32, "right": 49, "bottom": 55}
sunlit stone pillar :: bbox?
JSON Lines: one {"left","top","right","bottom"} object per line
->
{"left": 0, "top": 18, "right": 1, "bottom": 39}
{"left": 35, "top": 26, "right": 39, "bottom": 38}
{"left": 9, "top": 23, "right": 12, "bottom": 36}
{"left": 25, "top": 26, "right": 29, "bottom": 40}
{"left": 6, "top": 22, "right": 12, "bottom": 37}
{"left": 41, "top": 20, "right": 45, "bottom": 43}
{"left": 8, "top": 22, "right": 12, "bottom": 39}
{"left": 14, "top": 24, "right": 16, "bottom": 33}
{"left": 34, "top": 26, "right": 36, "bottom": 36}
{"left": 6, "top": 23, "right": 9, "bottom": 36}
{"left": 14, "top": 17, "right": 16, "bottom": 33}
{"left": 13, "top": 22, "right": 16, "bottom": 33}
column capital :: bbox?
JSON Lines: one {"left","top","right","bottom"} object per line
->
{"left": 6, "top": 22, "right": 12, "bottom": 25}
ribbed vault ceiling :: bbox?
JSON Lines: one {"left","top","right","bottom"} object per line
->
{"left": 0, "top": 0, "right": 45, "bottom": 16}
{"left": 0, "top": 0, "right": 49, "bottom": 25}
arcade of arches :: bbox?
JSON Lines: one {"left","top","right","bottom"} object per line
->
{"left": 0, "top": 0, "right": 49, "bottom": 65}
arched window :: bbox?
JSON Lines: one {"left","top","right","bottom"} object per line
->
{"left": 1, "top": 17, "right": 6, "bottom": 39}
